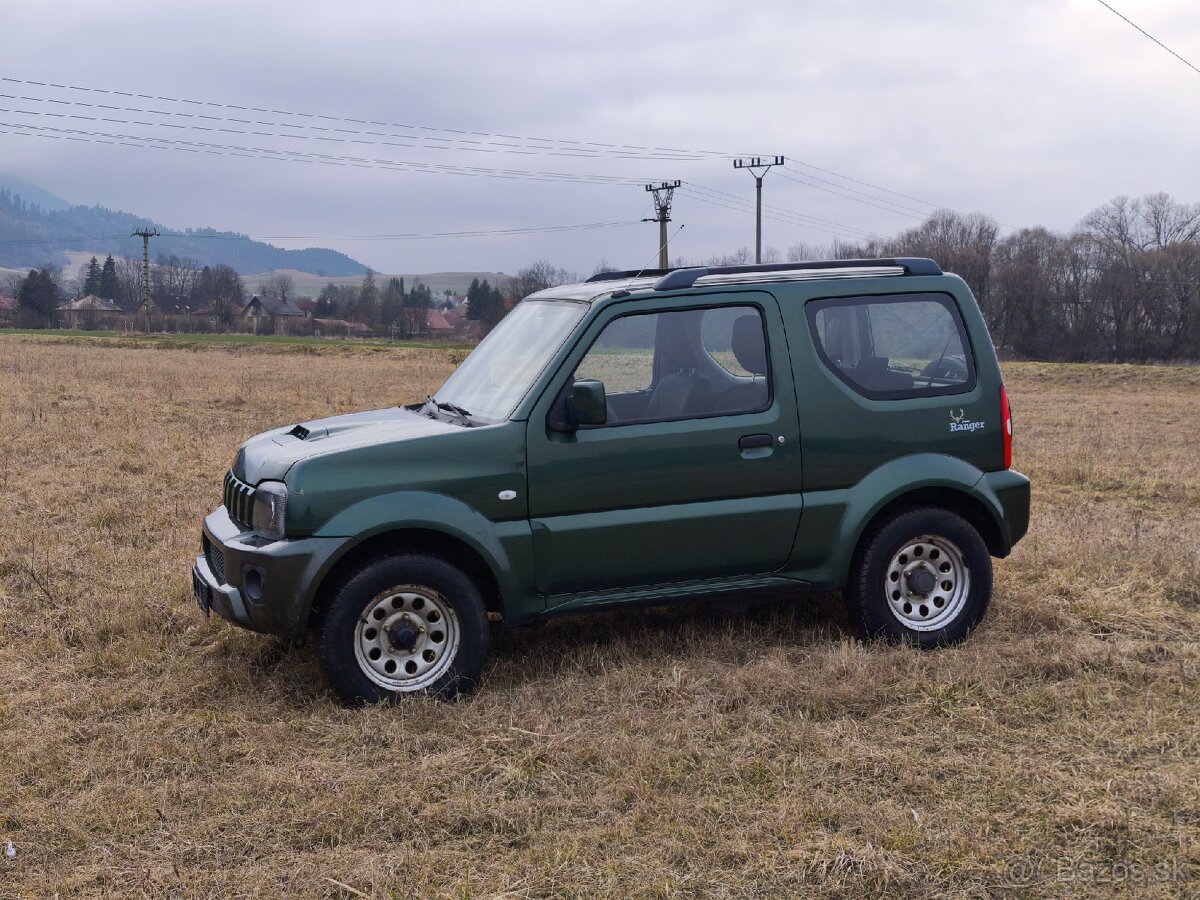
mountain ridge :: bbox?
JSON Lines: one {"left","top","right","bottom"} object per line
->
{"left": 0, "top": 176, "right": 369, "bottom": 276}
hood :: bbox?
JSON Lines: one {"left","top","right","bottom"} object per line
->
{"left": 235, "top": 406, "right": 459, "bottom": 485}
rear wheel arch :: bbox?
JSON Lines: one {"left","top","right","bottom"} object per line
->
{"left": 308, "top": 527, "right": 503, "bottom": 630}
{"left": 853, "top": 486, "right": 1006, "bottom": 565}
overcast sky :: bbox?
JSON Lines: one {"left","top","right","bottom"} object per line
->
{"left": 2, "top": 0, "right": 1199, "bottom": 276}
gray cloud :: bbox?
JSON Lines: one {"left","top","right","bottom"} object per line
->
{"left": 3, "top": 0, "right": 1198, "bottom": 275}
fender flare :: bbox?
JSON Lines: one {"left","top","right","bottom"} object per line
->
{"left": 824, "top": 453, "right": 1004, "bottom": 585}
{"left": 309, "top": 490, "right": 523, "bottom": 610}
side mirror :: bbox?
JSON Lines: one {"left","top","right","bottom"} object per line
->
{"left": 569, "top": 379, "right": 608, "bottom": 426}
{"left": 548, "top": 378, "right": 608, "bottom": 432}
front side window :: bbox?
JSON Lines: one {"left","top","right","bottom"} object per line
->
{"left": 574, "top": 304, "right": 770, "bottom": 424}
{"left": 807, "top": 293, "right": 975, "bottom": 399}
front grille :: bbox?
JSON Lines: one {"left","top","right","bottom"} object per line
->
{"left": 203, "top": 534, "right": 226, "bottom": 585}
{"left": 223, "top": 470, "right": 256, "bottom": 530}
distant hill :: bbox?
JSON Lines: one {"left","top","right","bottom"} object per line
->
{"left": 0, "top": 173, "right": 70, "bottom": 212}
{"left": 0, "top": 177, "right": 369, "bottom": 276}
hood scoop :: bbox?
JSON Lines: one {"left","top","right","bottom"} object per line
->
{"left": 288, "top": 424, "right": 311, "bottom": 440}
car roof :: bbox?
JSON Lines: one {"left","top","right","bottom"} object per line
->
{"left": 524, "top": 258, "right": 945, "bottom": 305}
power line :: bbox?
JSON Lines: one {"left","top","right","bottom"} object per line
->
{"left": 0, "top": 109, "right": 894, "bottom": 237}
{"left": 1, "top": 122, "right": 891, "bottom": 242}
{"left": 206, "top": 221, "right": 644, "bottom": 241}
{"left": 1093, "top": 0, "right": 1200, "bottom": 78}
{"left": 783, "top": 154, "right": 942, "bottom": 209}
{"left": 0, "top": 233, "right": 130, "bottom": 245}
{"left": 681, "top": 182, "right": 880, "bottom": 237}
{"left": 0, "top": 74, "right": 952, "bottom": 214}
{"left": 779, "top": 169, "right": 931, "bottom": 218}
{"left": 677, "top": 188, "right": 877, "bottom": 242}
{"left": 0, "top": 75, "right": 743, "bottom": 160}
{"left": 0, "top": 121, "right": 650, "bottom": 185}
{"left": 0, "top": 92, "right": 721, "bottom": 161}
{"left": 678, "top": 189, "right": 848, "bottom": 238}
{"left": 775, "top": 171, "right": 929, "bottom": 221}
{"left": 0, "top": 74, "right": 969, "bottom": 243}
{"left": 0, "top": 221, "right": 643, "bottom": 246}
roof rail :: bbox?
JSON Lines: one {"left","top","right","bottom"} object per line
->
{"left": 585, "top": 268, "right": 675, "bottom": 283}
{"left": 652, "top": 257, "right": 943, "bottom": 291}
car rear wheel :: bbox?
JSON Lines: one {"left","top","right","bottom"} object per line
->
{"left": 318, "top": 553, "right": 488, "bottom": 703}
{"left": 846, "top": 507, "right": 992, "bottom": 646}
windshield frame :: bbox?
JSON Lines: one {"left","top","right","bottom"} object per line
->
{"left": 430, "top": 298, "right": 589, "bottom": 425}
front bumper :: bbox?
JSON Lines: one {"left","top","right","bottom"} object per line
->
{"left": 193, "top": 506, "right": 351, "bottom": 639}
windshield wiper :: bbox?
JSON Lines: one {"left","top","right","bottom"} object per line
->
{"left": 424, "top": 395, "right": 474, "bottom": 422}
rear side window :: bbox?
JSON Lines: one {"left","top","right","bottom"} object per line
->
{"left": 806, "top": 293, "right": 975, "bottom": 399}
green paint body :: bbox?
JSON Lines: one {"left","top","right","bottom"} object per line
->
{"left": 195, "top": 269, "right": 1030, "bottom": 639}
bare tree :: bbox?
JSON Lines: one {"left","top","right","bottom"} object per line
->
{"left": 263, "top": 272, "right": 296, "bottom": 301}
{"left": 114, "top": 256, "right": 143, "bottom": 311}
{"left": 152, "top": 254, "right": 201, "bottom": 306}
{"left": 509, "top": 261, "right": 577, "bottom": 300}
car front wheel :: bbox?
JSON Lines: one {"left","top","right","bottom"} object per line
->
{"left": 318, "top": 553, "right": 489, "bottom": 703}
{"left": 846, "top": 507, "right": 993, "bottom": 646}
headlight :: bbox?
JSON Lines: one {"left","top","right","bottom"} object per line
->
{"left": 252, "top": 481, "right": 288, "bottom": 540}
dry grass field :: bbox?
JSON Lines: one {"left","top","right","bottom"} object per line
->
{"left": 0, "top": 335, "right": 1197, "bottom": 898}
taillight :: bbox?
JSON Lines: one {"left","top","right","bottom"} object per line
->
{"left": 1000, "top": 384, "right": 1013, "bottom": 469}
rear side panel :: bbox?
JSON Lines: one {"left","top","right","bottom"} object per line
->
{"left": 775, "top": 274, "right": 1011, "bottom": 586}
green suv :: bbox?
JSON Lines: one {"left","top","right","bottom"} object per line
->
{"left": 192, "top": 258, "right": 1030, "bottom": 703}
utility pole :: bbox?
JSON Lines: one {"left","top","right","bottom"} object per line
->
{"left": 643, "top": 181, "right": 681, "bottom": 268}
{"left": 732, "top": 156, "right": 784, "bottom": 263}
{"left": 131, "top": 228, "right": 159, "bottom": 331}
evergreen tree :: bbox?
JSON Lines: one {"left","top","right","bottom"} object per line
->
{"left": 315, "top": 282, "right": 340, "bottom": 318}
{"left": 98, "top": 255, "right": 118, "bottom": 300}
{"left": 17, "top": 268, "right": 61, "bottom": 325}
{"left": 466, "top": 277, "right": 505, "bottom": 326}
{"left": 465, "top": 278, "right": 484, "bottom": 321}
{"left": 355, "top": 270, "right": 379, "bottom": 325}
{"left": 380, "top": 277, "right": 405, "bottom": 327}
{"left": 82, "top": 256, "right": 102, "bottom": 297}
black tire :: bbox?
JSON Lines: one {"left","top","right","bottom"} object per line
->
{"left": 845, "top": 507, "right": 992, "bottom": 647}
{"left": 318, "top": 553, "right": 489, "bottom": 703}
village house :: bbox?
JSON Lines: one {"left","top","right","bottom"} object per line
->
{"left": 424, "top": 308, "right": 455, "bottom": 334}
{"left": 57, "top": 294, "right": 121, "bottom": 330}
{"left": 242, "top": 294, "right": 308, "bottom": 334}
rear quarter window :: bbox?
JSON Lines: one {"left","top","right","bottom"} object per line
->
{"left": 806, "top": 293, "right": 975, "bottom": 400}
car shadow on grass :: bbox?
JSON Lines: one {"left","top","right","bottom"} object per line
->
{"left": 483, "top": 590, "right": 852, "bottom": 683}
{"left": 227, "top": 590, "right": 852, "bottom": 704}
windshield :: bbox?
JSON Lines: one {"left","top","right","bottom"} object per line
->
{"left": 433, "top": 300, "right": 586, "bottom": 422}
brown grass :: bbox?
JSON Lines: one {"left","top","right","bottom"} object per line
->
{"left": 0, "top": 336, "right": 1197, "bottom": 898}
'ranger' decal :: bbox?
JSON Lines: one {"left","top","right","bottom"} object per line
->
{"left": 949, "top": 408, "right": 986, "bottom": 433}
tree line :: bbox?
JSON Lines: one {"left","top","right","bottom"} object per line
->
{"left": 4, "top": 253, "right": 248, "bottom": 327}
{"left": 777, "top": 192, "right": 1200, "bottom": 362}
{"left": 313, "top": 273, "right": 436, "bottom": 338}
{"left": 8, "top": 190, "right": 1197, "bottom": 359}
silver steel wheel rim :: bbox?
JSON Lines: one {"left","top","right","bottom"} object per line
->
{"left": 353, "top": 585, "right": 460, "bottom": 692}
{"left": 884, "top": 534, "right": 970, "bottom": 632}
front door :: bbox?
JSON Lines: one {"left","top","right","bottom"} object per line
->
{"left": 525, "top": 291, "right": 803, "bottom": 598}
